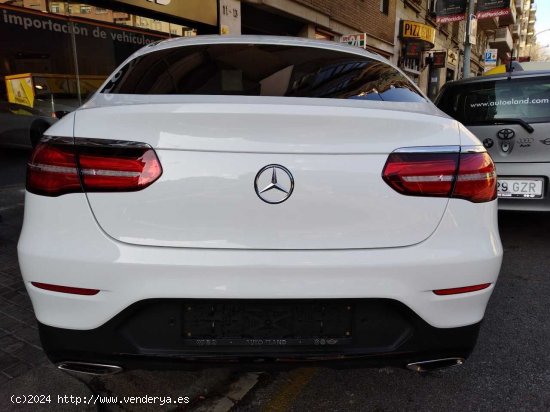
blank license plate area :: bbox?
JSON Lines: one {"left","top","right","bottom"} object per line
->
{"left": 497, "top": 178, "right": 544, "bottom": 199}
{"left": 182, "top": 301, "right": 353, "bottom": 347}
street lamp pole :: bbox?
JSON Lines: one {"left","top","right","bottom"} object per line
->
{"left": 462, "top": 0, "right": 476, "bottom": 78}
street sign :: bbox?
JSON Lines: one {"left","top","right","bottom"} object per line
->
{"left": 484, "top": 48, "right": 498, "bottom": 71}
{"left": 340, "top": 33, "right": 367, "bottom": 49}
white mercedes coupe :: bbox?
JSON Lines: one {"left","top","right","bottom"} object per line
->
{"left": 18, "top": 36, "right": 502, "bottom": 374}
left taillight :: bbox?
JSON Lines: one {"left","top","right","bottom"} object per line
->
{"left": 27, "top": 137, "right": 82, "bottom": 197}
{"left": 27, "top": 137, "right": 163, "bottom": 197}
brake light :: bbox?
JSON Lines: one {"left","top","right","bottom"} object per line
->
{"left": 453, "top": 152, "right": 497, "bottom": 203}
{"left": 27, "top": 137, "right": 162, "bottom": 197}
{"left": 382, "top": 152, "right": 458, "bottom": 197}
{"left": 382, "top": 148, "right": 496, "bottom": 203}
{"left": 27, "top": 139, "right": 81, "bottom": 196}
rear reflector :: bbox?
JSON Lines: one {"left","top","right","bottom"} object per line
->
{"left": 31, "top": 282, "right": 100, "bottom": 296}
{"left": 27, "top": 137, "right": 162, "bottom": 197}
{"left": 382, "top": 148, "right": 497, "bottom": 203}
{"left": 433, "top": 283, "right": 491, "bottom": 296}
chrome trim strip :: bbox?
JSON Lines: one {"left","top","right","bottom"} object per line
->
{"left": 74, "top": 137, "right": 151, "bottom": 149}
{"left": 57, "top": 361, "right": 123, "bottom": 376}
{"left": 81, "top": 169, "right": 141, "bottom": 178}
{"left": 28, "top": 163, "right": 78, "bottom": 175}
{"left": 406, "top": 357, "right": 465, "bottom": 372}
{"left": 460, "top": 145, "right": 486, "bottom": 153}
{"left": 402, "top": 175, "right": 454, "bottom": 182}
{"left": 393, "top": 146, "right": 460, "bottom": 154}
{"left": 457, "top": 172, "right": 496, "bottom": 181}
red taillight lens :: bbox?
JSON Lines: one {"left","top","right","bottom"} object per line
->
{"left": 79, "top": 147, "right": 162, "bottom": 192}
{"left": 27, "top": 138, "right": 82, "bottom": 197}
{"left": 382, "top": 152, "right": 458, "bottom": 197}
{"left": 382, "top": 149, "right": 497, "bottom": 203}
{"left": 453, "top": 152, "right": 497, "bottom": 203}
{"left": 27, "top": 137, "right": 163, "bottom": 197}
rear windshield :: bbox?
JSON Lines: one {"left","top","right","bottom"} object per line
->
{"left": 437, "top": 76, "right": 550, "bottom": 124}
{"left": 101, "top": 44, "right": 424, "bottom": 102}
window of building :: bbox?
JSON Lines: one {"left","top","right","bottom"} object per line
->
{"left": 315, "top": 29, "right": 335, "bottom": 41}
{"left": 50, "top": 3, "right": 61, "bottom": 13}
{"left": 380, "top": 0, "right": 389, "bottom": 15}
{"left": 25, "top": 2, "right": 42, "bottom": 10}
{"left": 452, "top": 22, "right": 460, "bottom": 40}
{"left": 95, "top": 8, "right": 108, "bottom": 14}
{"left": 80, "top": 5, "right": 92, "bottom": 14}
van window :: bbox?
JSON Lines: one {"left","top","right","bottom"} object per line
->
{"left": 102, "top": 44, "right": 425, "bottom": 102}
{"left": 438, "top": 76, "right": 550, "bottom": 124}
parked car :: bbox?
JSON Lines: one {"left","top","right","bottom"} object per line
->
{"left": 436, "top": 70, "right": 550, "bottom": 211}
{"left": 483, "top": 61, "right": 550, "bottom": 76}
{"left": 18, "top": 36, "right": 502, "bottom": 374}
{"left": 0, "top": 101, "right": 55, "bottom": 149}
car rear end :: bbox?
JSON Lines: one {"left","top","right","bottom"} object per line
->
{"left": 437, "top": 71, "right": 550, "bottom": 211}
{"left": 18, "top": 37, "right": 502, "bottom": 372}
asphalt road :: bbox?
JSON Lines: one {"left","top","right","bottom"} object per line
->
{"left": 0, "top": 148, "right": 29, "bottom": 188}
{"left": 0, "top": 148, "right": 549, "bottom": 411}
{"left": 236, "top": 209, "right": 550, "bottom": 411}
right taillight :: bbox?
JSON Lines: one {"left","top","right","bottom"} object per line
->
{"left": 27, "top": 137, "right": 163, "bottom": 197}
{"left": 452, "top": 152, "right": 497, "bottom": 203}
{"left": 382, "top": 147, "right": 496, "bottom": 203}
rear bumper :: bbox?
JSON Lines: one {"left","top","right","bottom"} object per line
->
{"left": 38, "top": 299, "right": 481, "bottom": 370}
{"left": 495, "top": 162, "right": 550, "bottom": 211}
{"left": 18, "top": 192, "right": 502, "bottom": 332}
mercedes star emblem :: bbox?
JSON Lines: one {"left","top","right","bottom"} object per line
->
{"left": 497, "top": 128, "right": 515, "bottom": 140}
{"left": 254, "top": 164, "right": 294, "bottom": 204}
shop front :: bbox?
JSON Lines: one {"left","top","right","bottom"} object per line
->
{"left": 0, "top": 1, "right": 217, "bottom": 127}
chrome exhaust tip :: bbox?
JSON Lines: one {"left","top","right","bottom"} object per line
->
{"left": 57, "top": 361, "right": 123, "bottom": 376}
{"left": 406, "top": 357, "right": 465, "bottom": 373}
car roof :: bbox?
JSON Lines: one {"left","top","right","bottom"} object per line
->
{"left": 444, "top": 69, "right": 550, "bottom": 87}
{"left": 134, "top": 35, "right": 387, "bottom": 63}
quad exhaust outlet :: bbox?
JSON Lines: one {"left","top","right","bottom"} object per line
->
{"left": 57, "top": 361, "right": 123, "bottom": 376}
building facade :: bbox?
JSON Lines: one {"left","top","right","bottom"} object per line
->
{"left": 0, "top": 0, "right": 542, "bottom": 108}
{"left": 238, "top": 0, "right": 397, "bottom": 60}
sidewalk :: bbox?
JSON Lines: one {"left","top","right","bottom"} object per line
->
{"left": 0, "top": 185, "right": 47, "bottom": 383}
{"left": 0, "top": 186, "right": 238, "bottom": 411}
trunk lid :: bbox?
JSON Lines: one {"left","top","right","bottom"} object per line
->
{"left": 75, "top": 101, "right": 458, "bottom": 250}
